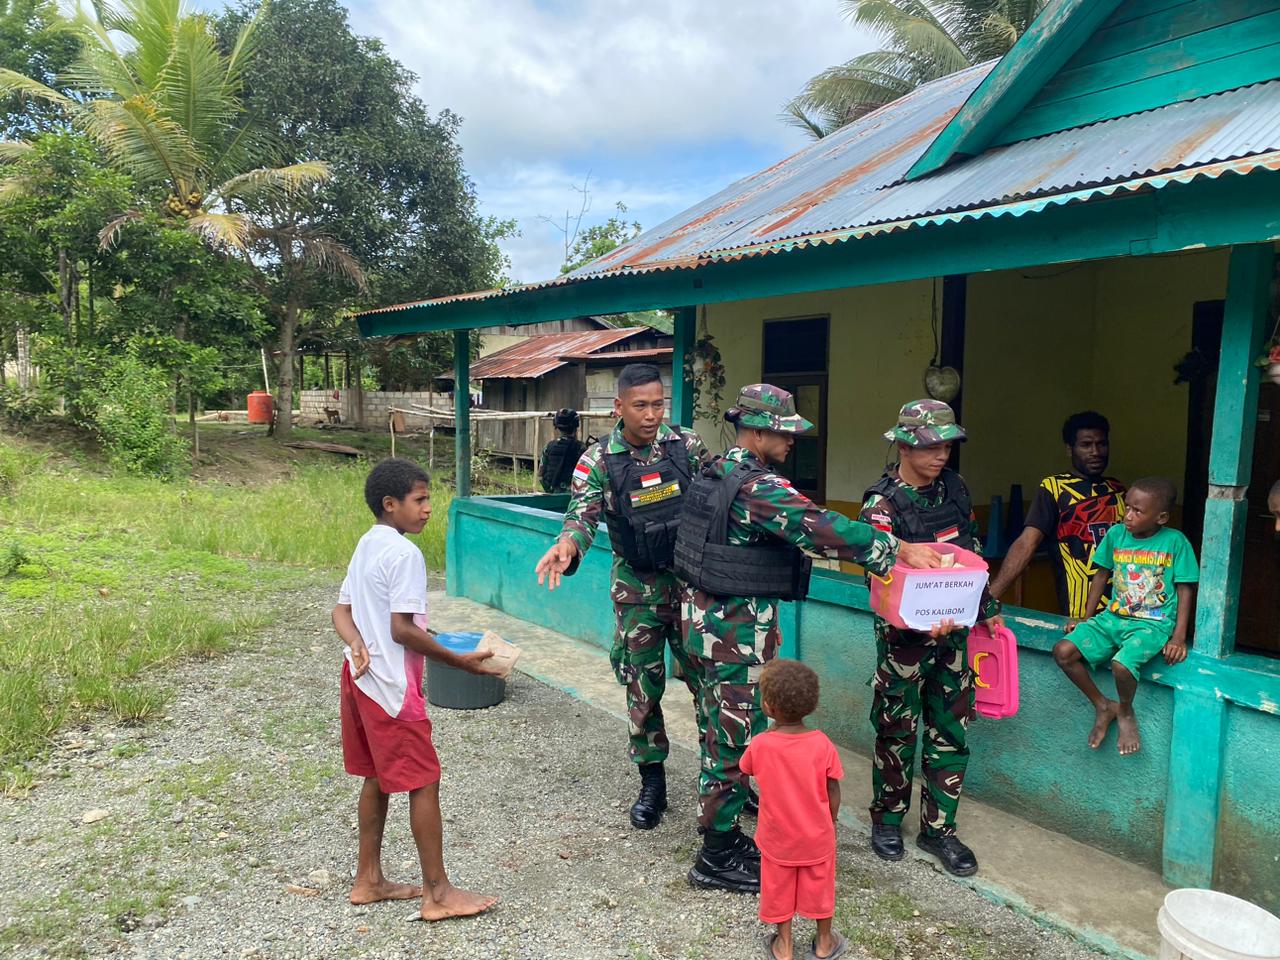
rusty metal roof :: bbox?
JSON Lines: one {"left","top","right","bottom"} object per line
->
{"left": 559, "top": 347, "right": 673, "bottom": 363}
{"left": 470, "top": 329, "right": 645, "bottom": 379}
{"left": 357, "top": 68, "right": 1280, "bottom": 322}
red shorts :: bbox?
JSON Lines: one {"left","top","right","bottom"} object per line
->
{"left": 340, "top": 663, "right": 441, "bottom": 793}
{"left": 759, "top": 855, "right": 836, "bottom": 923}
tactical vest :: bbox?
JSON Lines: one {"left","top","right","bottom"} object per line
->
{"left": 674, "top": 459, "right": 813, "bottom": 601}
{"left": 601, "top": 430, "right": 692, "bottom": 572}
{"left": 864, "top": 468, "right": 975, "bottom": 548}
{"left": 539, "top": 436, "right": 585, "bottom": 493}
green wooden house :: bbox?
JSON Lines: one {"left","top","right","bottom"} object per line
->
{"left": 357, "top": 0, "right": 1280, "bottom": 907}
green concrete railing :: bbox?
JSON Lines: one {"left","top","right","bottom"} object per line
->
{"left": 446, "top": 491, "right": 1280, "bottom": 910}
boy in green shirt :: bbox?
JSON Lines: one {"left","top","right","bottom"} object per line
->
{"left": 1054, "top": 477, "right": 1198, "bottom": 757}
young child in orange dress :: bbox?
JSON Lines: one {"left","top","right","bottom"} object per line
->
{"left": 740, "top": 659, "right": 847, "bottom": 960}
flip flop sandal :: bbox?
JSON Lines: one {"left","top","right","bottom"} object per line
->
{"left": 806, "top": 932, "right": 849, "bottom": 960}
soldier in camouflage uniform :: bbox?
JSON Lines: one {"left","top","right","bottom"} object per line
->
{"left": 859, "top": 400, "right": 1003, "bottom": 878}
{"left": 674, "top": 384, "right": 942, "bottom": 893}
{"left": 534, "top": 364, "right": 709, "bottom": 830}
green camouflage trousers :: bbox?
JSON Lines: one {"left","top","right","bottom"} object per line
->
{"left": 611, "top": 601, "right": 702, "bottom": 765}
{"left": 693, "top": 655, "right": 766, "bottom": 833}
{"left": 869, "top": 623, "right": 973, "bottom": 838}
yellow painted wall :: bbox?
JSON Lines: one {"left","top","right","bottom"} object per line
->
{"left": 701, "top": 249, "right": 1231, "bottom": 509}
{"left": 700, "top": 281, "right": 937, "bottom": 506}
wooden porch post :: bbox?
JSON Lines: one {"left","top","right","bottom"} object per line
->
{"left": 672, "top": 305, "right": 696, "bottom": 427}
{"left": 1163, "top": 242, "right": 1274, "bottom": 889}
{"left": 455, "top": 329, "right": 472, "bottom": 498}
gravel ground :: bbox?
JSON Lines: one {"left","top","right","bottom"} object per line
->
{"left": 0, "top": 584, "right": 1105, "bottom": 960}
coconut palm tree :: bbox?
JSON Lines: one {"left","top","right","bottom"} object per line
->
{"left": 784, "top": 0, "right": 1046, "bottom": 139}
{"left": 0, "top": 0, "right": 329, "bottom": 249}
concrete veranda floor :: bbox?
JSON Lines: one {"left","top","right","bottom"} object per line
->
{"left": 429, "top": 591, "right": 1172, "bottom": 960}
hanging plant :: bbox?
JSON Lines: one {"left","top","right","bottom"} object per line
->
{"left": 683, "top": 327, "right": 726, "bottom": 431}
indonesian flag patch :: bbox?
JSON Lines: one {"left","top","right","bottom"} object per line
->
{"left": 639, "top": 471, "right": 663, "bottom": 488}
{"left": 935, "top": 525, "right": 960, "bottom": 543}
{"left": 573, "top": 462, "right": 591, "bottom": 480}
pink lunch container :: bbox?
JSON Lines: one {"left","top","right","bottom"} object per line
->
{"left": 967, "top": 622, "right": 1020, "bottom": 719}
{"left": 869, "top": 543, "right": 989, "bottom": 631}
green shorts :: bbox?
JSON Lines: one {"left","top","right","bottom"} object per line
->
{"left": 1068, "top": 610, "right": 1169, "bottom": 676}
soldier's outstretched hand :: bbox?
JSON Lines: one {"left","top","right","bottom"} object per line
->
{"left": 897, "top": 540, "right": 943, "bottom": 569}
{"left": 535, "top": 539, "right": 577, "bottom": 590}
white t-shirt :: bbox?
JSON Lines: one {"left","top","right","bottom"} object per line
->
{"left": 338, "top": 524, "right": 429, "bottom": 721}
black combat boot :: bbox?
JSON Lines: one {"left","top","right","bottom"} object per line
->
{"left": 742, "top": 784, "right": 760, "bottom": 817}
{"left": 629, "top": 763, "right": 667, "bottom": 830}
{"left": 726, "top": 825, "right": 760, "bottom": 863}
{"left": 870, "top": 823, "right": 905, "bottom": 861}
{"left": 916, "top": 832, "right": 978, "bottom": 876}
{"left": 688, "top": 828, "right": 761, "bottom": 893}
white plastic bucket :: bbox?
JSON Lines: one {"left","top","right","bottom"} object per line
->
{"left": 1157, "top": 889, "right": 1280, "bottom": 960}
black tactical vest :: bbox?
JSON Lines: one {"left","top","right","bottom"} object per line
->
{"left": 601, "top": 430, "right": 692, "bottom": 572}
{"left": 674, "top": 458, "right": 813, "bottom": 601}
{"left": 864, "top": 468, "right": 976, "bottom": 548}
{"left": 539, "top": 436, "right": 585, "bottom": 493}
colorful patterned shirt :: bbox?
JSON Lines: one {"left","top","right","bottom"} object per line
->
{"left": 558, "top": 420, "right": 708, "bottom": 605}
{"left": 1024, "top": 473, "right": 1126, "bottom": 618}
{"left": 683, "top": 446, "right": 900, "bottom": 664}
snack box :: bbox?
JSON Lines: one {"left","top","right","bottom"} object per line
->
{"left": 967, "top": 622, "right": 1020, "bottom": 719}
{"left": 869, "top": 543, "right": 989, "bottom": 631}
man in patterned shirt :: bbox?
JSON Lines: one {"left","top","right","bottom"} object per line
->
{"left": 534, "top": 363, "right": 709, "bottom": 831}
{"left": 989, "top": 411, "right": 1125, "bottom": 618}
{"left": 675, "top": 384, "right": 940, "bottom": 893}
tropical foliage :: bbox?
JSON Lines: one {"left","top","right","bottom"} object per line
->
{"left": 784, "top": 0, "right": 1046, "bottom": 139}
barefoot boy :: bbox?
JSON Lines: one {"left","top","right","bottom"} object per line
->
{"left": 1054, "top": 477, "right": 1198, "bottom": 756}
{"left": 332, "top": 457, "right": 498, "bottom": 921}
{"left": 740, "top": 660, "right": 847, "bottom": 960}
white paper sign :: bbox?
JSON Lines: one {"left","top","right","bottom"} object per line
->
{"left": 898, "top": 570, "right": 990, "bottom": 631}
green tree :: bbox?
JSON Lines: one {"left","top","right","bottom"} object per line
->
{"left": 560, "top": 202, "right": 641, "bottom": 275}
{"left": 0, "top": 0, "right": 79, "bottom": 138}
{"left": 783, "top": 0, "right": 1045, "bottom": 139}
{"left": 217, "top": 0, "right": 513, "bottom": 423}
{"left": 0, "top": 0, "right": 329, "bottom": 248}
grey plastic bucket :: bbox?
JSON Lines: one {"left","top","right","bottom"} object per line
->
{"left": 426, "top": 632, "right": 505, "bottom": 710}
{"left": 1157, "top": 889, "right": 1280, "bottom": 960}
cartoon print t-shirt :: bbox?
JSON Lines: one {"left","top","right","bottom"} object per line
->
{"left": 1093, "top": 524, "right": 1199, "bottom": 630}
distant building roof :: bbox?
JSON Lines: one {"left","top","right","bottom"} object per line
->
{"left": 468, "top": 329, "right": 649, "bottom": 380}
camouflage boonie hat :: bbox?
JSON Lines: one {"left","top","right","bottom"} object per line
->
{"left": 884, "top": 399, "right": 967, "bottom": 447}
{"left": 726, "top": 383, "right": 814, "bottom": 434}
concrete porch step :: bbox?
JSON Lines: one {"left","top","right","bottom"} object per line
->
{"left": 428, "top": 590, "right": 1169, "bottom": 958}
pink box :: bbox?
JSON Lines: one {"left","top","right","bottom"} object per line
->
{"left": 869, "top": 543, "right": 990, "bottom": 631}
{"left": 967, "top": 622, "right": 1020, "bottom": 719}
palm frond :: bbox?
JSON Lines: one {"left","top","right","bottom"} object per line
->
{"left": 155, "top": 16, "right": 241, "bottom": 151}
{"left": 222, "top": 9, "right": 262, "bottom": 92}
{"left": 63, "top": 4, "right": 144, "bottom": 100}
{"left": 111, "top": 0, "right": 185, "bottom": 89}
{"left": 187, "top": 210, "right": 254, "bottom": 250}
{"left": 0, "top": 68, "right": 76, "bottom": 111}
{"left": 787, "top": 53, "right": 919, "bottom": 134}
{"left": 0, "top": 173, "right": 37, "bottom": 204}
{"left": 83, "top": 95, "right": 200, "bottom": 190}
{"left": 0, "top": 141, "right": 35, "bottom": 164}
{"left": 98, "top": 209, "right": 147, "bottom": 249}
{"left": 780, "top": 100, "right": 837, "bottom": 140}
{"left": 218, "top": 161, "right": 332, "bottom": 204}
{"left": 294, "top": 233, "right": 368, "bottom": 291}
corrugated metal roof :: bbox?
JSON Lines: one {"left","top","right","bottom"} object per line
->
{"left": 559, "top": 347, "right": 673, "bottom": 362}
{"left": 470, "top": 329, "right": 644, "bottom": 379}
{"left": 357, "top": 70, "right": 1280, "bottom": 321}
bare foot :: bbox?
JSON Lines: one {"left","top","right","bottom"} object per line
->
{"left": 1116, "top": 706, "right": 1141, "bottom": 756}
{"left": 1088, "top": 700, "right": 1117, "bottom": 749}
{"left": 419, "top": 884, "right": 498, "bottom": 922}
{"left": 349, "top": 879, "right": 422, "bottom": 904}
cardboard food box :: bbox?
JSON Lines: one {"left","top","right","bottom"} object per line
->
{"left": 870, "top": 543, "right": 990, "bottom": 631}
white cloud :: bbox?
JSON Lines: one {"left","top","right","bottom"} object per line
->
{"left": 345, "top": 0, "right": 879, "bottom": 282}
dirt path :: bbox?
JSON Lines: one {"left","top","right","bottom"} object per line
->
{"left": 0, "top": 584, "right": 1103, "bottom": 960}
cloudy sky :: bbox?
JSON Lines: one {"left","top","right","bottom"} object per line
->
{"left": 339, "top": 1, "right": 877, "bottom": 284}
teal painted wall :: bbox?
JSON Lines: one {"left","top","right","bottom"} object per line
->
{"left": 449, "top": 494, "right": 1280, "bottom": 900}
{"left": 996, "top": 0, "right": 1280, "bottom": 145}
{"left": 1220, "top": 705, "right": 1280, "bottom": 908}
